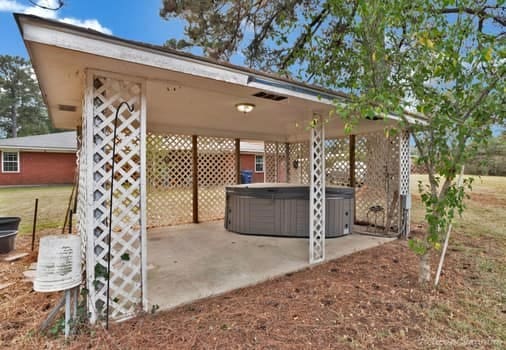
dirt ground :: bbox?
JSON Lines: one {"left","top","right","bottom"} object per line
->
{"left": 1, "top": 226, "right": 504, "bottom": 350}
{"left": 1, "top": 175, "right": 505, "bottom": 349}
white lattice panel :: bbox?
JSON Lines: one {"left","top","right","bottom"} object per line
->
{"left": 264, "top": 142, "right": 288, "bottom": 183}
{"left": 77, "top": 110, "right": 88, "bottom": 270}
{"left": 399, "top": 130, "right": 411, "bottom": 235}
{"left": 264, "top": 141, "right": 278, "bottom": 183}
{"left": 277, "top": 143, "right": 288, "bottom": 182}
{"left": 310, "top": 118, "right": 325, "bottom": 263}
{"left": 146, "top": 133, "right": 193, "bottom": 227}
{"left": 198, "top": 136, "right": 236, "bottom": 221}
{"left": 325, "top": 137, "right": 350, "bottom": 186}
{"left": 82, "top": 73, "right": 145, "bottom": 322}
{"left": 287, "top": 142, "right": 310, "bottom": 184}
{"left": 354, "top": 131, "right": 400, "bottom": 232}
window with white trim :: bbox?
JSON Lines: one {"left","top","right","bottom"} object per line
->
{"left": 2, "top": 151, "right": 20, "bottom": 173}
{"left": 255, "top": 155, "right": 264, "bottom": 172}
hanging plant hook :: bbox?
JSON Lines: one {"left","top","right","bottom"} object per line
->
{"left": 105, "top": 100, "right": 134, "bottom": 329}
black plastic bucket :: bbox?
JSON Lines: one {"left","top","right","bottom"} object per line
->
{"left": 0, "top": 217, "right": 21, "bottom": 231}
{"left": 0, "top": 230, "right": 17, "bottom": 254}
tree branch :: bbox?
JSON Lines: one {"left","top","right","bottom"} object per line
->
{"left": 440, "top": 6, "right": 506, "bottom": 27}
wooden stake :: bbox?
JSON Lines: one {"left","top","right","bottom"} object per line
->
{"left": 68, "top": 210, "right": 73, "bottom": 234}
{"left": 192, "top": 135, "right": 199, "bottom": 223}
{"left": 349, "top": 135, "right": 356, "bottom": 223}
{"left": 235, "top": 138, "right": 241, "bottom": 184}
{"left": 62, "top": 179, "right": 77, "bottom": 234}
{"left": 31, "top": 198, "right": 38, "bottom": 251}
{"left": 435, "top": 165, "right": 465, "bottom": 287}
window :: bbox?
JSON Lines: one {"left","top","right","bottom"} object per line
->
{"left": 2, "top": 151, "right": 20, "bottom": 173}
{"left": 255, "top": 155, "right": 264, "bottom": 172}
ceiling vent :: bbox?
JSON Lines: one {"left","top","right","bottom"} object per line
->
{"left": 58, "top": 104, "right": 77, "bottom": 112}
{"left": 252, "top": 91, "right": 287, "bottom": 101}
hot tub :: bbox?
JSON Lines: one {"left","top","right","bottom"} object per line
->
{"left": 225, "top": 184, "right": 354, "bottom": 238}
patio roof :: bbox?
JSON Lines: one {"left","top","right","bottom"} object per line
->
{"left": 0, "top": 131, "right": 76, "bottom": 152}
{"left": 15, "top": 14, "right": 423, "bottom": 142}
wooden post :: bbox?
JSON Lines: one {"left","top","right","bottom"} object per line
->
{"left": 192, "top": 135, "right": 199, "bottom": 223}
{"left": 235, "top": 138, "right": 241, "bottom": 184}
{"left": 285, "top": 142, "right": 290, "bottom": 183}
{"left": 349, "top": 135, "right": 356, "bottom": 223}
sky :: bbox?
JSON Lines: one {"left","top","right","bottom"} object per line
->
{"left": 0, "top": 0, "right": 196, "bottom": 59}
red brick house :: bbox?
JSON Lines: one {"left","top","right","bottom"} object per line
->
{"left": 0, "top": 132, "right": 77, "bottom": 186}
{"left": 239, "top": 141, "right": 264, "bottom": 183}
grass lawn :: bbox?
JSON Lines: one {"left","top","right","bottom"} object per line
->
{"left": 0, "top": 176, "right": 504, "bottom": 349}
{"left": 0, "top": 185, "right": 73, "bottom": 235}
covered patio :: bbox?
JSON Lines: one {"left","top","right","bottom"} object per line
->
{"left": 16, "top": 14, "right": 416, "bottom": 323}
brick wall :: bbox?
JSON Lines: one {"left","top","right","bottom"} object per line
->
{"left": 240, "top": 154, "right": 264, "bottom": 183}
{"left": 0, "top": 151, "right": 76, "bottom": 186}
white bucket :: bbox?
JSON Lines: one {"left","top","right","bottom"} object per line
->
{"left": 34, "top": 235, "right": 81, "bottom": 292}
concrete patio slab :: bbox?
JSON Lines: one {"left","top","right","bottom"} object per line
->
{"left": 147, "top": 221, "right": 394, "bottom": 311}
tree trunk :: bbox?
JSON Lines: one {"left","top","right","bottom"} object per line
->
{"left": 419, "top": 251, "right": 431, "bottom": 284}
{"left": 10, "top": 92, "right": 17, "bottom": 137}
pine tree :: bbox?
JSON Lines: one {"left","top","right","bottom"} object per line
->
{"left": 0, "top": 55, "right": 52, "bottom": 138}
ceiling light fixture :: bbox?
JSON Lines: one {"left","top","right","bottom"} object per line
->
{"left": 235, "top": 103, "right": 255, "bottom": 113}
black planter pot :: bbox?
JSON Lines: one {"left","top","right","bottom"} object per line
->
{"left": 0, "top": 217, "right": 21, "bottom": 231}
{"left": 0, "top": 230, "right": 18, "bottom": 254}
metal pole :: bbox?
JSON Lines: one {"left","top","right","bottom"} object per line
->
{"left": 31, "top": 198, "right": 38, "bottom": 251}
{"left": 72, "top": 286, "right": 78, "bottom": 334}
{"left": 65, "top": 289, "right": 71, "bottom": 339}
{"left": 106, "top": 101, "right": 134, "bottom": 329}
{"left": 434, "top": 166, "right": 465, "bottom": 287}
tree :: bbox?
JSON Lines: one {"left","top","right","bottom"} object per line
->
{"left": 161, "top": 0, "right": 506, "bottom": 284}
{"left": 465, "top": 131, "right": 506, "bottom": 175}
{"left": 0, "top": 55, "right": 53, "bottom": 138}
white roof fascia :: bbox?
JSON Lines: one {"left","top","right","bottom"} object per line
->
{"left": 0, "top": 146, "right": 75, "bottom": 153}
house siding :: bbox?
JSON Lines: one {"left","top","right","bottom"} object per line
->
{"left": 0, "top": 151, "right": 76, "bottom": 186}
{"left": 240, "top": 154, "right": 264, "bottom": 183}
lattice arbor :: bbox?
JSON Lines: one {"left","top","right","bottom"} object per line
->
{"left": 146, "top": 134, "right": 193, "bottom": 227}
{"left": 354, "top": 131, "right": 401, "bottom": 232}
{"left": 309, "top": 118, "right": 325, "bottom": 263}
{"left": 264, "top": 142, "right": 288, "bottom": 183}
{"left": 78, "top": 72, "right": 146, "bottom": 323}
{"left": 325, "top": 137, "right": 350, "bottom": 186}
{"left": 198, "top": 136, "right": 236, "bottom": 221}
{"left": 399, "top": 131, "right": 411, "bottom": 236}
{"left": 287, "top": 142, "right": 310, "bottom": 184}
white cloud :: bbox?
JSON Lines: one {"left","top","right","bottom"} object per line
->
{"left": 59, "top": 17, "right": 112, "bottom": 35}
{"left": 0, "top": 0, "right": 112, "bottom": 34}
{"left": 0, "top": 0, "right": 24, "bottom": 12}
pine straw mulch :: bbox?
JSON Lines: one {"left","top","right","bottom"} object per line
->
{"left": 0, "top": 231, "right": 61, "bottom": 346}
{"left": 2, "top": 228, "right": 505, "bottom": 349}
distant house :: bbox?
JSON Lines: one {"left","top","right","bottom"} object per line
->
{"left": 0, "top": 132, "right": 77, "bottom": 186}
{"left": 240, "top": 141, "right": 264, "bottom": 183}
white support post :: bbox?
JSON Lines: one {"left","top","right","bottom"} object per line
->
{"left": 81, "top": 70, "right": 146, "bottom": 323}
{"left": 140, "top": 80, "right": 148, "bottom": 312}
{"left": 399, "top": 130, "right": 411, "bottom": 238}
{"left": 309, "top": 116, "right": 325, "bottom": 264}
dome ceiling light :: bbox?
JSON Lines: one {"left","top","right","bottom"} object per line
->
{"left": 235, "top": 103, "right": 255, "bottom": 114}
